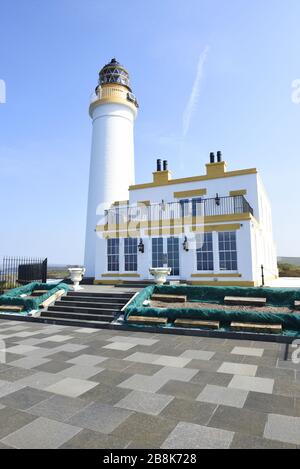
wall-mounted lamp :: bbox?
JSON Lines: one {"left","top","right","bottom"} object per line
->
{"left": 182, "top": 236, "right": 189, "bottom": 252}
{"left": 138, "top": 238, "right": 144, "bottom": 253}
{"left": 161, "top": 200, "right": 166, "bottom": 211}
{"left": 215, "top": 193, "right": 220, "bottom": 206}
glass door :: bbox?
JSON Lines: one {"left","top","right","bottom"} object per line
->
{"left": 151, "top": 237, "right": 180, "bottom": 277}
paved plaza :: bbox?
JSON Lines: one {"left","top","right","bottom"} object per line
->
{"left": 0, "top": 319, "right": 299, "bottom": 448}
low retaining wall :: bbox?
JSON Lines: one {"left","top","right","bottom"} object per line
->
{"left": 124, "top": 285, "right": 300, "bottom": 336}
{"left": 0, "top": 282, "right": 69, "bottom": 312}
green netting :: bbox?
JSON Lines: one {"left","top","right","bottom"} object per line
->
{"left": 0, "top": 282, "right": 69, "bottom": 312}
{"left": 124, "top": 285, "right": 300, "bottom": 333}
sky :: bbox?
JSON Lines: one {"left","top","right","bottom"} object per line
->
{"left": 0, "top": 0, "right": 300, "bottom": 264}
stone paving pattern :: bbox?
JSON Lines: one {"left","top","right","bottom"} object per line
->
{"left": 0, "top": 319, "right": 299, "bottom": 448}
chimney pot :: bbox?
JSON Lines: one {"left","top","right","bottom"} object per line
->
{"left": 156, "top": 159, "right": 162, "bottom": 171}
{"left": 217, "top": 151, "right": 222, "bottom": 162}
{"left": 163, "top": 160, "right": 168, "bottom": 171}
{"left": 209, "top": 152, "right": 215, "bottom": 164}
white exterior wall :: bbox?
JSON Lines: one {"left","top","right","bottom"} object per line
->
{"left": 129, "top": 172, "right": 259, "bottom": 214}
{"left": 94, "top": 167, "right": 277, "bottom": 286}
{"left": 84, "top": 102, "right": 136, "bottom": 277}
{"left": 249, "top": 175, "right": 278, "bottom": 283}
{"left": 95, "top": 221, "right": 254, "bottom": 283}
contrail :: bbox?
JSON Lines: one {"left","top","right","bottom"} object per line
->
{"left": 182, "top": 46, "right": 209, "bottom": 137}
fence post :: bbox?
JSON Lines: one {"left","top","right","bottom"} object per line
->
{"left": 261, "top": 264, "right": 265, "bottom": 287}
{"left": 42, "top": 258, "right": 48, "bottom": 283}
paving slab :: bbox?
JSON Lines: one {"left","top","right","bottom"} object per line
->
{"left": 67, "top": 402, "right": 132, "bottom": 434}
{"left": 197, "top": 384, "right": 248, "bottom": 408}
{"left": 229, "top": 375, "right": 274, "bottom": 394}
{"left": 231, "top": 347, "right": 264, "bottom": 357}
{"left": 45, "top": 377, "right": 98, "bottom": 398}
{"left": 115, "top": 390, "right": 174, "bottom": 416}
{"left": 161, "top": 422, "right": 234, "bottom": 449}
{"left": 264, "top": 413, "right": 300, "bottom": 445}
{"left": 217, "top": 362, "right": 257, "bottom": 376}
{"left": 2, "top": 416, "right": 81, "bottom": 449}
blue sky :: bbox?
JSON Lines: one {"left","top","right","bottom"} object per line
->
{"left": 0, "top": 0, "right": 299, "bottom": 264}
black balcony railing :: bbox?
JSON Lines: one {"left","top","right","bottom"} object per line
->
{"left": 105, "top": 195, "right": 254, "bottom": 226}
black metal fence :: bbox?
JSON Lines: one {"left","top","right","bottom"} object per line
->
{"left": 0, "top": 257, "right": 48, "bottom": 290}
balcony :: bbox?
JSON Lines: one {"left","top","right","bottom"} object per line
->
{"left": 104, "top": 195, "right": 254, "bottom": 227}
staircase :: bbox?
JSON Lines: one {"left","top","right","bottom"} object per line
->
{"left": 39, "top": 290, "right": 135, "bottom": 329}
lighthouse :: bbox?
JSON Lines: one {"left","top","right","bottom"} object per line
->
{"left": 84, "top": 59, "right": 138, "bottom": 277}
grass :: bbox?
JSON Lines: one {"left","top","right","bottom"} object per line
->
{"left": 47, "top": 269, "right": 69, "bottom": 279}
{"left": 278, "top": 262, "right": 300, "bottom": 278}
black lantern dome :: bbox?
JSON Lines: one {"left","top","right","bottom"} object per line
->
{"left": 99, "top": 58, "right": 131, "bottom": 90}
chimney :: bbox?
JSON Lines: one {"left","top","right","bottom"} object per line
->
{"left": 163, "top": 160, "right": 168, "bottom": 171}
{"left": 217, "top": 151, "right": 222, "bottom": 162}
{"left": 209, "top": 152, "right": 215, "bottom": 164}
{"left": 156, "top": 159, "right": 162, "bottom": 172}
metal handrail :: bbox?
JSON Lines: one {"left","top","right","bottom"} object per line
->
{"left": 105, "top": 196, "right": 254, "bottom": 225}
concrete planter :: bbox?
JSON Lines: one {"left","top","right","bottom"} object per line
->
{"left": 149, "top": 267, "right": 172, "bottom": 285}
{"left": 68, "top": 267, "right": 86, "bottom": 291}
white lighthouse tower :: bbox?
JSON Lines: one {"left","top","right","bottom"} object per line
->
{"left": 84, "top": 59, "right": 138, "bottom": 277}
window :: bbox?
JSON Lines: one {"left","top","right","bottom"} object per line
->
{"left": 167, "top": 237, "right": 180, "bottom": 276}
{"left": 124, "top": 238, "right": 138, "bottom": 272}
{"left": 179, "top": 199, "right": 189, "bottom": 217}
{"left": 152, "top": 238, "right": 164, "bottom": 268}
{"left": 192, "top": 198, "right": 203, "bottom": 217}
{"left": 107, "top": 238, "right": 119, "bottom": 272}
{"left": 218, "top": 231, "right": 238, "bottom": 271}
{"left": 196, "top": 233, "right": 214, "bottom": 271}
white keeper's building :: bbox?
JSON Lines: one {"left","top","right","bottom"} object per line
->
{"left": 84, "top": 59, "right": 278, "bottom": 287}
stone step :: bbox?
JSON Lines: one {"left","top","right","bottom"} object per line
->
{"left": 152, "top": 294, "right": 187, "bottom": 303}
{"left": 57, "top": 300, "right": 124, "bottom": 310}
{"left": 230, "top": 322, "right": 282, "bottom": 334}
{"left": 62, "top": 295, "right": 127, "bottom": 305}
{"left": 127, "top": 316, "right": 168, "bottom": 325}
{"left": 224, "top": 296, "right": 267, "bottom": 306}
{"left": 42, "top": 309, "right": 115, "bottom": 322}
{"left": 115, "top": 283, "right": 154, "bottom": 288}
{"left": 37, "top": 315, "right": 112, "bottom": 329}
{"left": 67, "top": 291, "right": 133, "bottom": 299}
{"left": 47, "top": 304, "right": 117, "bottom": 315}
{"left": 174, "top": 319, "right": 220, "bottom": 329}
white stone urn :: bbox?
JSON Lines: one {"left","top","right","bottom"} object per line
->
{"left": 68, "top": 267, "right": 86, "bottom": 291}
{"left": 149, "top": 267, "right": 171, "bottom": 285}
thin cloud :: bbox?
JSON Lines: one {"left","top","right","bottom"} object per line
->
{"left": 182, "top": 46, "right": 210, "bottom": 137}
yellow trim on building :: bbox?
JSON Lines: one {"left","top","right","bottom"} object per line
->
{"left": 229, "top": 190, "right": 247, "bottom": 196}
{"left": 101, "top": 273, "right": 140, "bottom": 278}
{"left": 137, "top": 200, "right": 151, "bottom": 206}
{"left": 153, "top": 170, "right": 172, "bottom": 185}
{"left": 96, "top": 212, "right": 253, "bottom": 233}
{"left": 89, "top": 84, "right": 138, "bottom": 116}
{"left": 102, "top": 230, "right": 140, "bottom": 239}
{"left": 112, "top": 200, "right": 129, "bottom": 206}
{"left": 190, "top": 223, "right": 241, "bottom": 233}
{"left": 145, "top": 227, "right": 185, "bottom": 236}
{"left": 205, "top": 161, "right": 227, "bottom": 178}
{"left": 173, "top": 189, "right": 207, "bottom": 198}
{"left": 191, "top": 273, "right": 242, "bottom": 278}
{"left": 129, "top": 168, "right": 257, "bottom": 190}
{"left": 94, "top": 280, "right": 123, "bottom": 285}
{"left": 188, "top": 280, "right": 258, "bottom": 287}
